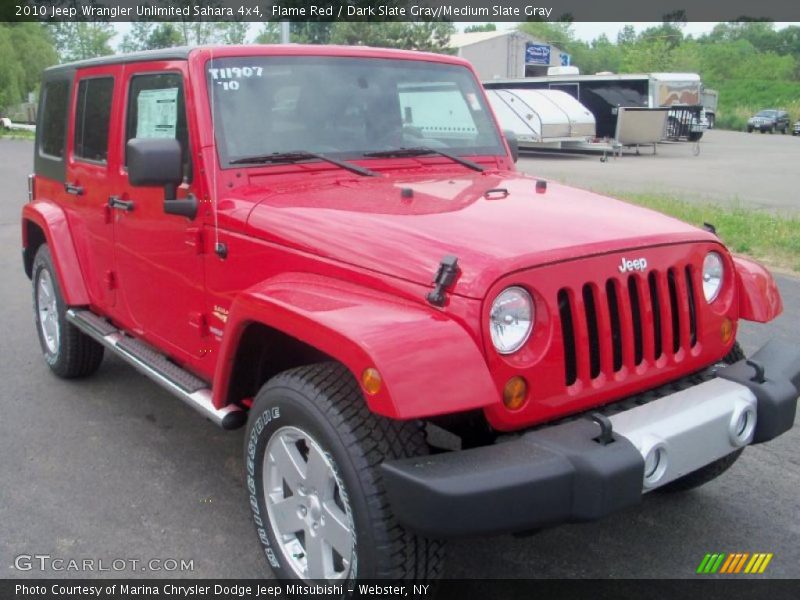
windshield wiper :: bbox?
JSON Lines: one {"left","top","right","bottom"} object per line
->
{"left": 229, "top": 151, "right": 379, "bottom": 177}
{"left": 362, "top": 147, "right": 484, "bottom": 172}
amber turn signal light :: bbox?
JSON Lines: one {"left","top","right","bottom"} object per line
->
{"left": 361, "top": 368, "right": 382, "bottom": 395}
{"left": 503, "top": 376, "right": 528, "bottom": 410}
{"left": 721, "top": 318, "right": 733, "bottom": 344}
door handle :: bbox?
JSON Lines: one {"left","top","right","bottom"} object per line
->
{"left": 108, "top": 196, "right": 135, "bottom": 212}
{"left": 64, "top": 182, "right": 84, "bottom": 196}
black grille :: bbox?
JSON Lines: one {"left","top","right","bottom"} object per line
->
{"left": 559, "top": 266, "right": 699, "bottom": 386}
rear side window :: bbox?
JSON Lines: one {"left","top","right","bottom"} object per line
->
{"left": 39, "top": 80, "right": 69, "bottom": 158}
{"left": 74, "top": 77, "right": 114, "bottom": 162}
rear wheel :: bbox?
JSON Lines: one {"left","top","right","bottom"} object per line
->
{"left": 245, "top": 362, "right": 444, "bottom": 581}
{"left": 32, "top": 245, "right": 104, "bottom": 378}
{"left": 659, "top": 342, "right": 746, "bottom": 493}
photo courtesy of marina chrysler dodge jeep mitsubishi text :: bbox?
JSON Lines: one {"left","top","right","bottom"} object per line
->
{"left": 21, "top": 45, "right": 800, "bottom": 582}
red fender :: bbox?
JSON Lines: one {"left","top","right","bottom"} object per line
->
{"left": 22, "top": 200, "right": 89, "bottom": 306}
{"left": 733, "top": 256, "right": 783, "bottom": 323}
{"left": 212, "top": 272, "right": 497, "bottom": 419}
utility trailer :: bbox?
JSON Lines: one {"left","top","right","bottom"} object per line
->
{"left": 484, "top": 72, "right": 707, "bottom": 142}
{"left": 702, "top": 88, "right": 719, "bottom": 129}
{"left": 486, "top": 88, "right": 596, "bottom": 147}
{"left": 487, "top": 88, "right": 669, "bottom": 159}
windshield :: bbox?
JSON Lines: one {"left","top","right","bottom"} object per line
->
{"left": 755, "top": 110, "right": 776, "bottom": 117}
{"left": 206, "top": 56, "right": 504, "bottom": 166}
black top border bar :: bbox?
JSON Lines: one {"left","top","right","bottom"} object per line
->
{"left": 3, "top": 1, "right": 800, "bottom": 22}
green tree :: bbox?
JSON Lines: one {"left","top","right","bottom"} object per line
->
{"left": 255, "top": 22, "right": 281, "bottom": 44}
{"left": 215, "top": 22, "right": 250, "bottom": 45}
{"left": 617, "top": 25, "right": 637, "bottom": 46}
{"left": 0, "top": 26, "right": 24, "bottom": 109}
{"left": 518, "top": 21, "right": 574, "bottom": 49}
{"left": 148, "top": 24, "right": 185, "bottom": 49}
{"left": 120, "top": 22, "right": 155, "bottom": 53}
{"left": 328, "top": 22, "right": 454, "bottom": 52}
{"left": 464, "top": 23, "right": 497, "bottom": 33}
{"left": 8, "top": 23, "right": 58, "bottom": 95}
{"left": 49, "top": 22, "right": 115, "bottom": 61}
{"left": 570, "top": 34, "right": 622, "bottom": 74}
{"left": 121, "top": 22, "right": 184, "bottom": 52}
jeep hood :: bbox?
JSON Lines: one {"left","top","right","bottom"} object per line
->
{"left": 242, "top": 170, "right": 715, "bottom": 298}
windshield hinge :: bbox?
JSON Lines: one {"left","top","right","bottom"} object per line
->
{"left": 426, "top": 255, "right": 460, "bottom": 307}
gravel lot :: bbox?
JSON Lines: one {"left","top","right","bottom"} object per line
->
{"left": 517, "top": 129, "right": 800, "bottom": 212}
{"left": 1, "top": 138, "right": 798, "bottom": 579}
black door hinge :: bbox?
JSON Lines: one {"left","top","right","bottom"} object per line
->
{"left": 426, "top": 255, "right": 459, "bottom": 307}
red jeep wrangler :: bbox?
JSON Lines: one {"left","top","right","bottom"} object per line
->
{"left": 22, "top": 45, "right": 799, "bottom": 582}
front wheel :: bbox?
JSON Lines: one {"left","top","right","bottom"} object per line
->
{"left": 244, "top": 362, "right": 444, "bottom": 582}
{"left": 32, "top": 245, "right": 104, "bottom": 378}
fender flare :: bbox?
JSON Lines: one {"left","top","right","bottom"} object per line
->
{"left": 733, "top": 255, "right": 783, "bottom": 323}
{"left": 22, "top": 200, "right": 89, "bottom": 306}
{"left": 212, "top": 273, "right": 497, "bottom": 419}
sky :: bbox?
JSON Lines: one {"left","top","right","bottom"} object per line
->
{"left": 112, "top": 21, "right": 800, "bottom": 47}
{"left": 479, "top": 22, "right": 799, "bottom": 40}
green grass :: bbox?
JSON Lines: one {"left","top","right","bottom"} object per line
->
{"left": 614, "top": 192, "right": 800, "bottom": 273}
{"left": 706, "top": 79, "right": 800, "bottom": 131}
{"left": 0, "top": 128, "right": 35, "bottom": 140}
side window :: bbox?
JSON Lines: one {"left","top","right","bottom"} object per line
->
{"left": 125, "top": 73, "right": 191, "bottom": 180}
{"left": 74, "top": 77, "right": 114, "bottom": 163}
{"left": 39, "top": 80, "right": 70, "bottom": 158}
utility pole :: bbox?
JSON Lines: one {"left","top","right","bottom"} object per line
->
{"left": 280, "top": 22, "right": 290, "bottom": 44}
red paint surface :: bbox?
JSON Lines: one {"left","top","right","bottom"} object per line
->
{"left": 21, "top": 45, "right": 783, "bottom": 429}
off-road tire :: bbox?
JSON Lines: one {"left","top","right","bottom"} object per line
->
{"left": 245, "top": 362, "right": 445, "bottom": 581}
{"left": 659, "top": 342, "right": 746, "bottom": 493}
{"left": 32, "top": 245, "right": 104, "bottom": 378}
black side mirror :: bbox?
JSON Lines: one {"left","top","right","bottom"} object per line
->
{"left": 503, "top": 130, "right": 519, "bottom": 163}
{"left": 127, "top": 138, "right": 197, "bottom": 219}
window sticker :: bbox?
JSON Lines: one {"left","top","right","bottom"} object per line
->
{"left": 136, "top": 87, "right": 178, "bottom": 138}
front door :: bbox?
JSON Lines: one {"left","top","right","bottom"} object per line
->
{"left": 110, "top": 64, "right": 206, "bottom": 367}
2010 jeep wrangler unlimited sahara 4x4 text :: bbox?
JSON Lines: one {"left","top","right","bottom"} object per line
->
{"left": 21, "top": 45, "right": 799, "bottom": 582}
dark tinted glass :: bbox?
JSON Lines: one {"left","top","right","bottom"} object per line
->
{"left": 74, "top": 77, "right": 114, "bottom": 162}
{"left": 40, "top": 81, "right": 69, "bottom": 158}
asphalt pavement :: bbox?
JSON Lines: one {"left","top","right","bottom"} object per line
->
{"left": 517, "top": 129, "right": 800, "bottom": 212}
{"left": 1, "top": 138, "right": 798, "bottom": 579}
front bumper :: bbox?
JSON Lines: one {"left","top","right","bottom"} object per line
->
{"left": 382, "top": 340, "right": 799, "bottom": 537}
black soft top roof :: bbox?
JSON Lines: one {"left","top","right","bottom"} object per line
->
{"left": 44, "top": 47, "right": 193, "bottom": 73}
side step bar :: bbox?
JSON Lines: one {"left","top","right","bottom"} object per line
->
{"left": 66, "top": 309, "right": 246, "bottom": 430}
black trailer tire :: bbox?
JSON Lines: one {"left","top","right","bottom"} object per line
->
{"left": 31, "top": 245, "right": 104, "bottom": 378}
{"left": 244, "top": 362, "right": 444, "bottom": 582}
{"left": 658, "top": 342, "right": 746, "bottom": 493}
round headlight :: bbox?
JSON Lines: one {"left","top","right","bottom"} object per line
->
{"left": 490, "top": 287, "right": 534, "bottom": 354}
{"left": 702, "top": 252, "right": 724, "bottom": 302}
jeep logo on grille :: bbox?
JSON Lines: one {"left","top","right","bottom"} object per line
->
{"left": 618, "top": 257, "right": 648, "bottom": 273}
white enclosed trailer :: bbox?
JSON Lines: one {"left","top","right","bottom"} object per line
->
{"left": 486, "top": 88, "right": 595, "bottom": 146}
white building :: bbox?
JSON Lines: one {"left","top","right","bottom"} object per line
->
{"left": 448, "top": 30, "right": 569, "bottom": 80}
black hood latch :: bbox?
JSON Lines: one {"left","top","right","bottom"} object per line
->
{"left": 426, "top": 255, "right": 460, "bottom": 307}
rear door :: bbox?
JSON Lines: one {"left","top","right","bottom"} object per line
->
{"left": 110, "top": 63, "right": 207, "bottom": 368}
{"left": 65, "top": 68, "right": 119, "bottom": 310}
